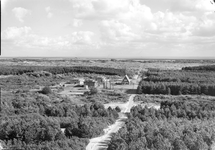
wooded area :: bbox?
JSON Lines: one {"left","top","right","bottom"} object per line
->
{"left": 107, "top": 98, "right": 215, "bottom": 150}
{"left": 0, "top": 90, "right": 119, "bottom": 149}
{"left": 0, "top": 63, "right": 215, "bottom": 150}
{"left": 182, "top": 65, "right": 215, "bottom": 71}
{"left": 137, "top": 69, "right": 215, "bottom": 96}
{"left": 0, "top": 66, "right": 126, "bottom": 76}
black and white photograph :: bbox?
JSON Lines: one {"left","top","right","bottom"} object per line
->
{"left": 1, "top": 0, "right": 215, "bottom": 149}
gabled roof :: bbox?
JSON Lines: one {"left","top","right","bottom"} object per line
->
{"left": 122, "top": 75, "right": 130, "bottom": 82}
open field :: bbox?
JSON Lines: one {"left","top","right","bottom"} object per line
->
{"left": 0, "top": 58, "right": 214, "bottom": 75}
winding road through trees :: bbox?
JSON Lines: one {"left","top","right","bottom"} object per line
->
{"left": 86, "top": 94, "right": 136, "bottom": 150}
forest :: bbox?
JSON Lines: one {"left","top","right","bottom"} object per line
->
{"left": 107, "top": 96, "right": 215, "bottom": 150}
{"left": 1, "top": 62, "right": 215, "bottom": 150}
{"left": 137, "top": 69, "right": 215, "bottom": 96}
{"left": 182, "top": 65, "right": 215, "bottom": 71}
{"left": 0, "top": 88, "right": 120, "bottom": 150}
{"left": 0, "top": 65, "right": 126, "bottom": 76}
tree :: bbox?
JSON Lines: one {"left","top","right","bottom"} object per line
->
{"left": 173, "top": 138, "right": 188, "bottom": 150}
{"left": 170, "top": 104, "right": 177, "bottom": 116}
{"left": 65, "top": 123, "right": 80, "bottom": 138}
{"left": 167, "top": 87, "right": 171, "bottom": 95}
{"left": 115, "top": 106, "right": 121, "bottom": 112}
{"left": 90, "top": 87, "right": 98, "bottom": 95}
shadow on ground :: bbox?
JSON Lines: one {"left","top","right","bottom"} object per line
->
{"left": 125, "top": 89, "right": 137, "bottom": 94}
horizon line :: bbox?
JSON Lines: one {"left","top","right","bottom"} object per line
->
{"left": 0, "top": 56, "right": 215, "bottom": 60}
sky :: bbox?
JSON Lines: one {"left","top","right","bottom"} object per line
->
{"left": 1, "top": 0, "right": 215, "bottom": 58}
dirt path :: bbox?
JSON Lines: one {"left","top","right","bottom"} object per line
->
{"left": 86, "top": 94, "right": 136, "bottom": 150}
{"left": 0, "top": 75, "right": 13, "bottom": 79}
{"left": 0, "top": 143, "right": 3, "bottom": 150}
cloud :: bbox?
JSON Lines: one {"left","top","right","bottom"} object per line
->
{"left": 3, "top": 0, "right": 215, "bottom": 57}
{"left": 1, "top": 26, "right": 32, "bottom": 39}
{"left": 192, "top": 13, "right": 215, "bottom": 37}
{"left": 69, "top": 0, "right": 131, "bottom": 20}
{"left": 139, "top": 0, "right": 215, "bottom": 13}
{"left": 1, "top": 26, "right": 96, "bottom": 49}
{"left": 65, "top": 0, "right": 215, "bottom": 56}
{"left": 168, "top": 0, "right": 215, "bottom": 12}
{"left": 12, "top": 7, "right": 31, "bottom": 22}
{"left": 70, "top": 31, "right": 95, "bottom": 44}
{"left": 45, "top": 6, "right": 51, "bottom": 12}
{"left": 45, "top": 6, "right": 53, "bottom": 18}
{"left": 93, "top": 2, "right": 192, "bottom": 44}
{"left": 72, "top": 19, "right": 83, "bottom": 27}
{"left": 47, "top": 12, "right": 53, "bottom": 18}
{"left": 100, "top": 20, "right": 138, "bottom": 42}
{"left": 69, "top": 0, "right": 94, "bottom": 15}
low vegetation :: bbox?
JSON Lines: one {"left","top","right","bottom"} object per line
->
{"left": 83, "top": 92, "right": 128, "bottom": 103}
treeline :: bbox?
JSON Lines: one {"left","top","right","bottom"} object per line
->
{"left": 46, "top": 66, "right": 126, "bottom": 76}
{"left": 138, "top": 70, "right": 215, "bottom": 96}
{"left": 130, "top": 100, "right": 215, "bottom": 120}
{"left": 144, "top": 70, "right": 215, "bottom": 84}
{"left": 0, "top": 91, "right": 119, "bottom": 149}
{"left": 107, "top": 100, "right": 215, "bottom": 150}
{"left": 0, "top": 66, "right": 37, "bottom": 75}
{"left": 137, "top": 81, "right": 215, "bottom": 96}
{"left": 183, "top": 65, "right": 215, "bottom": 71}
{"left": 0, "top": 65, "right": 126, "bottom": 76}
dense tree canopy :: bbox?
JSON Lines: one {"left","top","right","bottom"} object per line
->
{"left": 183, "top": 65, "right": 215, "bottom": 71}
{"left": 137, "top": 70, "right": 215, "bottom": 96}
{"left": 0, "top": 89, "right": 120, "bottom": 149}
{"left": 0, "top": 65, "right": 126, "bottom": 76}
{"left": 107, "top": 99, "right": 215, "bottom": 150}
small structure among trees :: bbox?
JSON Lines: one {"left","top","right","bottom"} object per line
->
{"left": 121, "top": 75, "right": 131, "bottom": 85}
{"left": 70, "top": 78, "right": 85, "bottom": 85}
{"left": 103, "top": 79, "right": 113, "bottom": 89}
{"left": 84, "top": 80, "right": 98, "bottom": 89}
{"left": 95, "top": 76, "right": 106, "bottom": 83}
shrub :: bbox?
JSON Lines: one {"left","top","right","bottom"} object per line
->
{"left": 41, "top": 86, "right": 52, "bottom": 95}
{"left": 115, "top": 106, "right": 121, "bottom": 112}
{"left": 90, "top": 87, "right": 98, "bottom": 95}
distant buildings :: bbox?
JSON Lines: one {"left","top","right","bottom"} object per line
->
{"left": 103, "top": 79, "right": 112, "bottom": 89}
{"left": 84, "top": 79, "right": 98, "bottom": 89}
{"left": 70, "top": 78, "right": 85, "bottom": 85}
{"left": 95, "top": 76, "right": 106, "bottom": 83}
{"left": 121, "top": 75, "right": 131, "bottom": 85}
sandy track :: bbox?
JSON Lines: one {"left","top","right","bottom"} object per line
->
{"left": 86, "top": 94, "right": 136, "bottom": 150}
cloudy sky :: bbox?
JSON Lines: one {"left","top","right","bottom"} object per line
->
{"left": 1, "top": 0, "right": 215, "bottom": 58}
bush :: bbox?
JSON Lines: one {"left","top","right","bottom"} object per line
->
{"left": 90, "top": 87, "right": 98, "bottom": 95}
{"left": 115, "top": 106, "right": 121, "bottom": 112}
{"left": 41, "top": 86, "right": 52, "bottom": 95}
